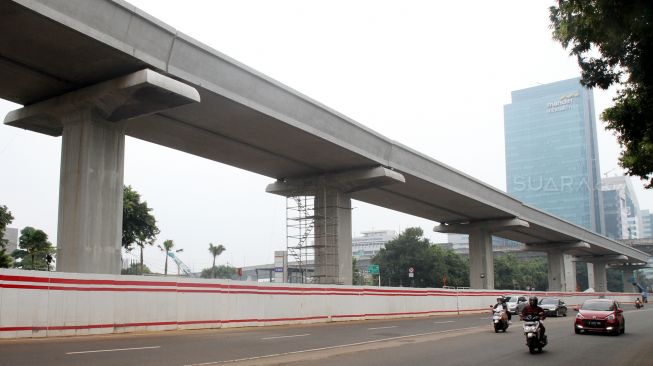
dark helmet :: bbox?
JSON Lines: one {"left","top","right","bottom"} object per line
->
{"left": 529, "top": 296, "right": 538, "bottom": 306}
{"left": 501, "top": 296, "right": 507, "bottom": 303}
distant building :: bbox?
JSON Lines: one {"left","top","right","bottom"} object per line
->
{"left": 640, "top": 210, "right": 653, "bottom": 239}
{"left": 504, "top": 77, "right": 604, "bottom": 234}
{"left": 601, "top": 176, "right": 642, "bottom": 239}
{"left": 2, "top": 227, "right": 18, "bottom": 254}
{"left": 352, "top": 230, "right": 396, "bottom": 260}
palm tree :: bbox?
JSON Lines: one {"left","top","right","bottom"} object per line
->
{"left": 208, "top": 243, "right": 226, "bottom": 276}
{"left": 158, "top": 239, "right": 181, "bottom": 275}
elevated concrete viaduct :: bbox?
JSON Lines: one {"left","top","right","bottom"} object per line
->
{"left": 1, "top": 0, "right": 648, "bottom": 287}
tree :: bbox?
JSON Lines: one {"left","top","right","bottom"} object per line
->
{"left": 122, "top": 186, "right": 159, "bottom": 274}
{"left": 158, "top": 239, "right": 181, "bottom": 276}
{"left": 208, "top": 243, "right": 226, "bottom": 271}
{"left": 201, "top": 265, "right": 236, "bottom": 279}
{"left": 352, "top": 257, "right": 365, "bottom": 286}
{"left": 494, "top": 253, "right": 548, "bottom": 291}
{"left": 11, "top": 227, "right": 55, "bottom": 271}
{"left": 0, "top": 205, "right": 15, "bottom": 268}
{"left": 550, "top": 1, "right": 653, "bottom": 187}
{"left": 121, "top": 262, "right": 152, "bottom": 275}
{"left": 372, "top": 227, "right": 469, "bottom": 288}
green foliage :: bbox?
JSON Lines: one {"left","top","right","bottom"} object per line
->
{"left": 201, "top": 265, "right": 237, "bottom": 279}
{"left": 494, "top": 253, "right": 547, "bottom": 291}
{"left": 11, "top": 227, "right": 55, "bottom": 271}
{"left": 550, "top": 1, "right": 653, "bottom": 187}
{"left": 208, "top": 243, "right": 226, "bottom": 270}
{"left": 122, "top": 186, "right": 159, "bottom": 250}
{"left": 352, "top": 257, "right": 365, "bottom": 286}
{"left": 121, "top": 262, "right": 152, "bottom": 275}
{"left": 607, "top": 267, "right": 623, "bottom": 292}
{"left": 576, "top": 262, "right": 589, "bottom": 291}
{"left": 0, "top": 205, "right": 15, "bottom": 268}
{"left": 372, "top": 227, "right": 469, "bottom": 288}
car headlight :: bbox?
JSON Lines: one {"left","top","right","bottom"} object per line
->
{"left": 576, "top": 313, "right": 584, "bottom": 319}
{"left": 607, "top": 314, "right": 615, "bottom": 321}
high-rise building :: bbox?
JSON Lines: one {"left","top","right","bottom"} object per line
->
{"left": 640, "top": 210, "right": 653, "bottom": 238}
{"left": 2, "top": 227, "right": 18, "bottom": 254}
{"left": 504, "top": 77, "right": 604, "bottom": 234}
{"left": 601, "top": 176, "right": 642, "bottom": 239}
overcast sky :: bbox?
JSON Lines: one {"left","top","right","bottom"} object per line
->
{"left": 1, "top": 0, "right": 652, "bottom": 274}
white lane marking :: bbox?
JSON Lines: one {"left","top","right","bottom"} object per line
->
{"left": 433, "top": 321, "right": 455, "bottom": 324}
{"left": 261, "top": 334, "right": 310, "bottom": 340}
{"left": 183, "top": 326, "right": 481, "bottom": 366}
{"left": 66, "top": 346, "right": 160, "bottom": 355}
{"left": 368, "top": 326, "right": 398, "bottom": 330}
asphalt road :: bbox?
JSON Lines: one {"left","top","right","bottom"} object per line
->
{"left": 2, "top": 307, "right": 652, "bottom": 366}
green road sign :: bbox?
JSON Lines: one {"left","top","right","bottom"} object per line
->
{"left": 367, "top": 264, "right": 379, "bottom": 274}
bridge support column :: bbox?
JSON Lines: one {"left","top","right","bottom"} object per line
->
{"left": 469, "top": 229, "right": 493, "bottom": 289}
{"left": 266, "top": 166, "right": 405, "bottom": 285}
{"left": 586, "top": 263, "right": 595, "bottom": 291}
{"left": 592, "top": 262, "right": 607, "bottom": 293}
{"left": 434, "top": 218, "right": 529, "bottom": 290}
{"left": 314, "top": 188, "right": 352, "bottom": 285}
{"left": 57, "top": 111, "right": 126, "bottom": 273}
{"left": 4, "top": 69, "right": 200, "bottom": 274}
{"left": 622, "top": 268, "right": 635, "bottom": 293}
{"left": 547, "top": 249, "right": 567, "bottom": 291}
{"left": 524, "top": 241, "right": 589, "bottom": 292}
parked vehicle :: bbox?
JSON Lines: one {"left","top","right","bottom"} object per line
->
{"left": 522, "top": 313, "right": 547, "bottom": 354}
{"left": 539, "top": 297, "right": 567, "bottom": 317}
{"left": 505, "top": 294, "right": 529, "bottom": 315}
{"left": 492, "top": 306, "right": 509, "bottom": 333}
{"left": 574, "top": 299, "right": 625, "bottom": 335}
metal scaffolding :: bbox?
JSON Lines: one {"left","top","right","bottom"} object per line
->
{"left": 286, "top": 186, "right": 340, "bottom": 284}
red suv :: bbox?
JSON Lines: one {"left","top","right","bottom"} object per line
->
{"left": 574, "top": 299, "right": 625, "bottom": 335}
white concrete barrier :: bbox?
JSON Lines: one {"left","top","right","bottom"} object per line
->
{"left": 0, "top": 269, "right": 641, "bottom": 339}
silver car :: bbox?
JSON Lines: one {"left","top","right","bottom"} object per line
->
{"left": 505, "top": 294, "right": 529, "bottom": 315}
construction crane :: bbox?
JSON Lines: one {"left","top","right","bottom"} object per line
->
{"left": 167, "top": 251, "right": 197, "bottom": 277}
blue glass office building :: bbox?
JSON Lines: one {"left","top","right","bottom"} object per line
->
{"left": 504, "top": 77, "right": 604, "bottom": 233}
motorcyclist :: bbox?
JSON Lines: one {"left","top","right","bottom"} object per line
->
{"left": 493, "top": 296, "right": 511, "bottom": 322}
{"left": 635, "top": 297, "right": 643, "bottom": 309}
{"left": 521, "top": 296, "right": 545, "bottom": 340}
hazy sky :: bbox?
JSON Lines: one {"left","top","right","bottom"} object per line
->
{"left": 1, "top": 0, "right": 652, "bottom": 273}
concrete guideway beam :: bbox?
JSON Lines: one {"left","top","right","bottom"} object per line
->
{"left": 5, "top": 69, "right": 200, "bottom": 274}
{"left": 267, "top": 167, "right": 405, "bottom": 285}
{"left": 434, "top": 218, "right": 528, "bottom": 289}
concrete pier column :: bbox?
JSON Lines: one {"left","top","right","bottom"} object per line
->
{"left": 547, "top": 250, "right": 565, "bottom": 292}
{"left": 469, "top": 228, "right": 493, "bottom": 289}
{"left": 57, "top": 110, "right": 125, "bottom": 273}
{"left": 592, "top": 262, "right": 607, "bottom": 292}
{"left": 314, "top": 188, "right": 352, "bottom": 285}
{"left": 564, "top": 254, "right": 577, "bottom": 292}
{"left": 587, "top": 263, "right": 596, "bottom": 291}
{"left": 546, "top": 250, "right": 577, "bottom": 292}
{"left": 266, "top": 166, "right": 405, "bottom": 285}
{"left": 4, "top": 69, "right": 200, "bottom": 274}
{"left": 622, "top": 268, "right": 635, "bottom": 293}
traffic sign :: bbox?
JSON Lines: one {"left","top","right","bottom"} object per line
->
{"left": 408, "top": 267, "right": 414, "bottom": 273}
{"left": 367, "top": 264, "right": 379, "bottom": 274}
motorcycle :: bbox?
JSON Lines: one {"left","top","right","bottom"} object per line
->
{"left": 522, "top": 314, "right": 547, "bottom": 354}
{"left": 491, "top": 306, "right": 509, "bottom": 333}
{"left": 635, "top": 300, "right": 643, "bottom": 309}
